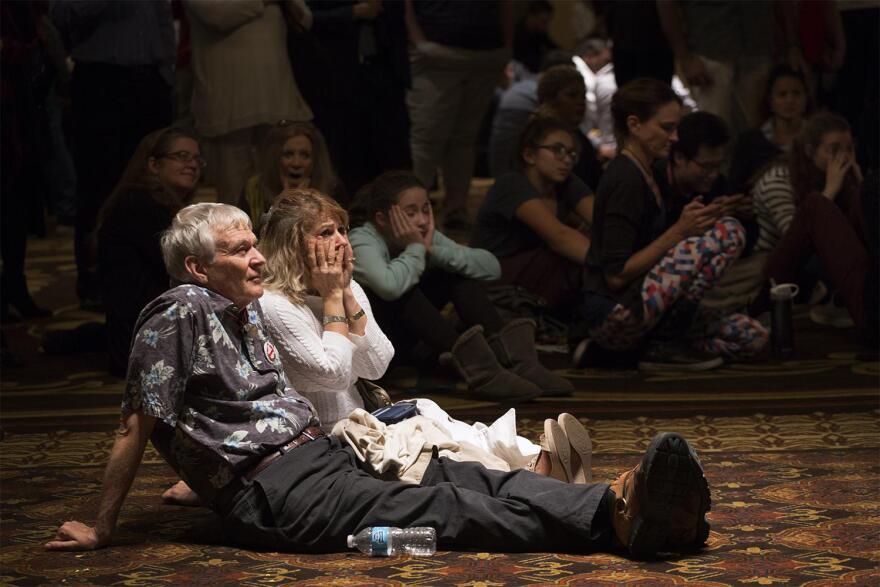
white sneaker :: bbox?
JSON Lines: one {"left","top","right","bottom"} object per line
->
{"left": 809, "top": 296, "right": 854, "bottom": 328}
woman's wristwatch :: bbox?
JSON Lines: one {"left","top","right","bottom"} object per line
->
{"left": 322, "top": 314, "right": 349, "bottom": 326}
{"left": 348, "top": 308, "right": 366, "bottom": 322}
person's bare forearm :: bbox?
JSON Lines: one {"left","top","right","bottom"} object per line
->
{"left": 342, "top": 288, "right": 366, "bottom": 336}
{"left": 403, "top": 0, "right": 425, "bottom": 44}
{"left": 94, "top": 414, "right": 155, "bottom": 542}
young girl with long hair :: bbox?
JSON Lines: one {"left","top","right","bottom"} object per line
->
{"left": 349, "top": 170, "right": 574, "bottom": 399}
{"left": 472, "top": 116, "right": 593, "bottom": 316}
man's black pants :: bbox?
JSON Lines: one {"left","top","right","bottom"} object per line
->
{"left": 220, "top": 436, "right": 612, "bottom": 553}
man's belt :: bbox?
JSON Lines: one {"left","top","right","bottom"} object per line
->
{"left": 244, "top": 425, "right": 325, "bottom": 482}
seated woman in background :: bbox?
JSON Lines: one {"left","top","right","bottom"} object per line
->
{"left": 472, "top": 116, "right": 593, "bottom": 320}
{"left": 534, "top": 64, "right": 604, "bottom": 192}
{"left": 239, "top": 121, "right": 345, "bottom": 232}
{"left": 751, "top": 112, "right": 877, "bottom": 343}
{"left": 581, "top": 78, "right": 767, "bottom": 371}
{"left": 729, "top": 64, "right": 810, "bottom": 192}
{"left": 96, "top": 127, "right": 203, "bottom": 376}
{"left": 349, "top": 170, "right": 573, "bottom": 400}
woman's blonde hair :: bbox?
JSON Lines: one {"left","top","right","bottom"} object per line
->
{"left": 259, "top": 188, "right": 349, "bottom": 303}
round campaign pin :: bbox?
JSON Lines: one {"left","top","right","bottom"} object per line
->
{"left": 264, "top": 341, "right": 277, "bottom": 363}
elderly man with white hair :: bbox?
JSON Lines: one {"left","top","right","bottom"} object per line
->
{"left": 45, "top": 203, "right": 711, "bottom": 558}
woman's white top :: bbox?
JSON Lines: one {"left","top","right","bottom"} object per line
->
{"left": 259, "top": 280, "right": 540, "bottom": 472}
{"left": 259, "top": 281, "right": 393, "bottom": 428}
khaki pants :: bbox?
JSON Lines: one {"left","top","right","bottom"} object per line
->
{"left": 688, "top": 55, "right": 771, "bottom": 136}
{"left": 203, "top": 124, "right": 270, "bottom": 204}
{"left": 406, "top": 42, "right": 509, "bottom": 211}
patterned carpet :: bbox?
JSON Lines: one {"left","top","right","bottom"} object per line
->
{"left": 1, "top": 231, "right": 879, "bottom": 585}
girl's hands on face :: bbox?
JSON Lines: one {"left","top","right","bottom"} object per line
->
{"left": 306, "top": 237, "right": 346, "bottom": 298}
{"left": 389, "top": 205, "right": 423, "bottom": 248}
{"left": 823, "top": 151, "right": 854, "bottom": 200}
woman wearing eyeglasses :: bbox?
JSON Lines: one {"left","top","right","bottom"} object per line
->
{"left": 239, "top": 121, "right": 345, "bottom": 233}
{"left": 95, "top": 127, "right": 204, "bottom": 375}
{"left": 472, "top": 116, "right": 594, "bottom": 321}
{"left": 581, "top": 78, "right": 767, "bottom": 370}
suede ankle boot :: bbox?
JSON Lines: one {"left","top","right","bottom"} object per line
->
{"left": 488, "top": 319, "right": 574, "bottom": 396}
{"left": 449, "top": 325, "right": 542, "bottom": 402}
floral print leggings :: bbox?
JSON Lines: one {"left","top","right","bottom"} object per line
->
{"left": 590, "top": 218, "right": 768, "bottom": 358}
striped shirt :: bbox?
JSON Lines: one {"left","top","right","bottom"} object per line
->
{"left": 751, "top": 164, "right": 796, "bottom": 253}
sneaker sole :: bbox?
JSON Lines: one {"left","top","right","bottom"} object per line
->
{"left": 628, "top": 432, "right": 712, "bottom": 558}
{"left": 637, "top": 356, "right": 723, "bottom": 372}
{"left": 809, "top": 307, "right": 855, "bottom": 328}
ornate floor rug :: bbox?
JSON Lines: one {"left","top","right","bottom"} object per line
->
{"left": 1, "top": 231, "right": 879, "bottom": 585}
{"left": 2, "top": 411, "right": 879, "bottom": 586}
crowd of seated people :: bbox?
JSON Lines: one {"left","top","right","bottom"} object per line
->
{"left": 11, "top": 1, "right": 876, "bottom": 376}
{"left": 11, "top": 0, "right": 875, "bottom": 562}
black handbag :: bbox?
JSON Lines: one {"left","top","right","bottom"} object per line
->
{"left": 355, "top": 378, "right": 392, "bottom": 412}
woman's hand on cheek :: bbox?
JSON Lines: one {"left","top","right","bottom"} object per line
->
{"left": 309, "top": 237, "right": 345, "bottom": 298}
{"left": 341, "top": 242, "right": 354, "bottom": 287}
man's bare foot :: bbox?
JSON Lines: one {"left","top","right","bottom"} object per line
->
{"left": 162, "top": 480, "right": 204, "bottom": 507}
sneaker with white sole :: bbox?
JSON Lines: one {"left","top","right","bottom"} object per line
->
{"left": 638, "top": 341, "right": 723, "bottom": 372}
{"left": 809, "top": 296, "right": 854, "bottom": 328}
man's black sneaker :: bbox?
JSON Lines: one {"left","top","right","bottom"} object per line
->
{"left": 638, "top": 341, "right": 723, "bottom": 372}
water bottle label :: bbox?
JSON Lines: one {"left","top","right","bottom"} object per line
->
{"left": 371, "top": 527, "right": 391, "bottom": 556}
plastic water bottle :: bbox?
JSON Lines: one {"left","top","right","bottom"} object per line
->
{"left": 347, "top": 526, "right": 436, "bottom": 556}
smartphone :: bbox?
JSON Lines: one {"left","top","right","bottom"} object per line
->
{"left": 371, "top": 402, "right": 418, "bottom": 425}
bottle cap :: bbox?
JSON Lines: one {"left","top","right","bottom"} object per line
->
{"left": 347, "top": 535, "right": 354, "bottom": 548}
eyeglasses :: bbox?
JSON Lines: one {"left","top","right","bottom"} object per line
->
{"left": 162, "top": 151, "right": 207, "bottom": 168}
{"left": 536, "top": 143, "right": 580, "bottom": 163}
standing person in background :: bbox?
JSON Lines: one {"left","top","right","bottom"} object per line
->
{"left": 404, "top": 0, "right": 512, "bottom": 230}
{"left": 1, "top": 1, "right": 53, "bottom": 321}
{"left": 185, "top": 0, "right": 312, "bottom": 203}
{"left": 511, "top": 0, "right": 557, "bottom": 78}
{"left": 51, "top": 0, "right": 175, "bottom": 308}
{"left": 730, "top": 65, "right": 810, "bottom": 194}
{"left": 601, "top": 0, "right": 673, "bottom": 87}
{"left": 581, "top": 78, "right": 767, "bottom": 371}
{"left": 658, "top": 0, "right": 779, "bottom": 137}
{"left": 300, "top": 0, "right": 412, "bottom": 196}
{"left": 350, "top": 170, "right": 573, "bottom": 400}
